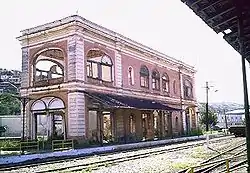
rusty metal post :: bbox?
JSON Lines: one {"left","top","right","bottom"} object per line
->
{"left": 237, "top": 7, "right": 250, "bottom": 172}
{"left": 225, "top": 159, "right": 230, "bottom": 173}
{"left": 205, "top": 81, "right": 209, "bottom": 132}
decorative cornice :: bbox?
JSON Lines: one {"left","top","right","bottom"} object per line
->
{"left": 17, "top": 15, "right": 195, "bottom": 73}
{"left": 20, "top": 82, "right": 185, "bottom": 105}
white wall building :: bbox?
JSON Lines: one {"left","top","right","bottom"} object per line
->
{"left": 217, "top": 109, "right": 245, "bottom": 128}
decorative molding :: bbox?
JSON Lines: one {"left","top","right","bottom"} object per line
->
{"left": 182, "top": 111, "right": 187, "bottom": 132}
{"left": 115, "top": 51, "right": 122, "bottom": 87}
{"left": 67, "top": 35, "right": 85, "bottom": 81}
{"left": 18, "top": 15, "right": 195, "bottom": 73}
{"left": 21, "top": 48, "right": 29, "bottom": 88}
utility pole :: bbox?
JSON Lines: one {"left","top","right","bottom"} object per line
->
{"left": 205, "top": 81, "right": 209, "bottom": 132}
{"left": 11, "top": 95, "right": 30, "bottom": 141}
{"left": 224, "top": 109, "right": 228, "bottom": 129}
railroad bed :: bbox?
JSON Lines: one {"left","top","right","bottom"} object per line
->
{"left": 0, "top": 134, "right": 225, "bottom": 167}
{"left": 0, "top": 135, "right": 244, "bottom": 173}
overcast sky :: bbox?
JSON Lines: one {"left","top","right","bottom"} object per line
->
{"left": 0, "top": 0, "right": 249, "bottom": 104}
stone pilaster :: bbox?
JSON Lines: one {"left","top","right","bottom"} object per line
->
{"left": 67, "top": 92, "right": 85, "bottom": 138}
{"left": 115, "top": 51, "right": 122, "bottom": 87}
{"left": 21, "top": 48, "right": 29, "bottom": 88}
{"left": 182, "top": 111, "right": 187, "bottom": 133}
{"left": 67, "top": 35, "right": 84, "bottom": 81}
{"left": 115, "top": 40, "right": 122, "bottom": 87}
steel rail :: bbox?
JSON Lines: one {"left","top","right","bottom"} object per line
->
{"left": 177, "top": 139, "right": 246, "bottom": 173}
{"left": 0, "top": 136, "right": 235, "bottom": 173}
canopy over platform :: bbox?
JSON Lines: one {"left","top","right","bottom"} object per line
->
{"left": 86, "top": 92, "right": 180, "bottom": 111}
{"left": 181, "top": 0, "right": 250, "bottom": 62}
{"left": 181, "top": 0, "right": 250, "bottom": 170}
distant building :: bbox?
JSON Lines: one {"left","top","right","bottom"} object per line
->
{"left": 217, "top": 109, "right": 245, "bottom": 128}
{"left": 0, "top": 69, "right": 21, "bottom": 94}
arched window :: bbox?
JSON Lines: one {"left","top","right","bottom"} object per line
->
{"left": 173, "top": 80, "right": 177, "bottom": 94}
{"left": 34, "top": 49, "right": 64, "bottom": 86}
{"left": 184, "top": 80, "right": 193, "bottom": 98}
{"left": 86, "top": 50, "right": 113, "bottom": 82}
{"left": 140, "top": 65, "right": 149, "bottom": 88}
{"left": 162, "top": 73, "right": 170, "bottom": 92}
{"left": 152, "top": 69, "right": 160, "bottom": 90}
{"left": 128, "top": 66, "right": 134, "bottom": 85}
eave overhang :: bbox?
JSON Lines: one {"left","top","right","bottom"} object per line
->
{"left": 181, "top": 0, "right": 250, "bottom": 62}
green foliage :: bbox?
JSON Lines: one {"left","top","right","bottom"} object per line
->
{"left": 198, "top": 103, "right": 218, "bottom": 128}
{"left": 189, "top": 129, "right": 203, "bottom": 136}
{"left": 0, "top": 93, "right": 20, "bottom": 115}
{"left": 0, "top": 140, "right": 20, "bottom": 150}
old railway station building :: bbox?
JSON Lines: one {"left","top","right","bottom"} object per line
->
{"left": 17, "top": 15, "right": 197, "bottom": 143}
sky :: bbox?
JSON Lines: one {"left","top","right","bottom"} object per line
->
{"left": 0, "top": 0, "right": 249, "bottom": 104}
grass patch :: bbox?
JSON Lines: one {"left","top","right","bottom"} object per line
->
{"left": 171, "top": 162, "right": 193, "bottom": 170}
{"left": 190, "top": 147, "right": 208, "bottom": 159}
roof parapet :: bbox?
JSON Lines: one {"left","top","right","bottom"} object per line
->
{"left": 18, "top": 15, "right": 195, "bottom": 72}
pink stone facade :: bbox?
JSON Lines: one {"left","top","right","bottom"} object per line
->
{"left": 18, "top": 15, "right": 197, "bottom": 143}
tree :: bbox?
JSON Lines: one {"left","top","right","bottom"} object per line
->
{"left": 198, "top": 103, "right": 218, "bottom": 128}
{"left": 0, "top": 93, "right": 20, "bottom": 115}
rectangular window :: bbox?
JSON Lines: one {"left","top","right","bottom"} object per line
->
{"left": 141, "top": 76, "right": 145, "bottom": 87}
{"left": 102, "top": 65, "right": 112, "bottom": 82}
{"left": 152, "top": 79, "right": 160, "bottom": 90}
{"left": 140, "top": 76, "right": 149, "bottom": 88}
{"left": 87, "top": 62, "right": 92, "bottom": 77}
{"left": 163, "top": 80, "right": 169, "bottom": 92}
{"left": 92, "top": 63, "right": 98, "bottom": 78}
{"left": 129, "top": 114, "right": 136, "bottom": 134}
{"left": 87, "top": 61, "right": 98, "bottom": 79}
{"left": 88, "top": 111, "right": 98, "bottom": 140}
{"left": 152, "top": 78, "right": 156, "bottom": 89}
{"left": 156, "top": 79, "right": 160, "bottom": 90}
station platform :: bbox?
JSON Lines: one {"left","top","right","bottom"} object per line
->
{"left": 0, "top": 134, "right": 227, "bottom": 167}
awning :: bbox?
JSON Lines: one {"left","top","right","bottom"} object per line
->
{"left": 85, "top": 92, "right": 180, "bottom": 111}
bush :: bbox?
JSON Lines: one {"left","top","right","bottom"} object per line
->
{"left": 0, "top": 140, "right": 20, "bottom": 151}
{"left": 189, "top": 129, "right": 203, "bottom": 136}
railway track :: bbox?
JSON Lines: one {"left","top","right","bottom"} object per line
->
{"left": 178, "top": 139, "right": 247, "bottom": 173}
{"left": 0, "top": 135, "right": 238, "bottom": 173}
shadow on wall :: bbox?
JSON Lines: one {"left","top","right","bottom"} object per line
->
{"left": 0, "top": 115, "right": 22, "bottom": 137}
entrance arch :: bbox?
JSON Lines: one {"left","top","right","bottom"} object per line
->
{"left": 184, "top": 106, "right": 196, "bottom": 133}
{"left": 31, "top": 97, "right": 66, "bottom": 140}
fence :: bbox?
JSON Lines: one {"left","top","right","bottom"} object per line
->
{"left": 52, "top": 139, "right": 74, "bottom": 151}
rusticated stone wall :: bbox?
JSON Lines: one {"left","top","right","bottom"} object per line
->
{"left": 67, "top": 92, "right": 85, "bottom": 138}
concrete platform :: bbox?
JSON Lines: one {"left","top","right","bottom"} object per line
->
{"left": 0, "top": 134, "right": 227, "bottom": 167}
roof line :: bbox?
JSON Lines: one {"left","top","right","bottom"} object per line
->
{"left": 19, "top": 15, "right": 195, "bottom": 71}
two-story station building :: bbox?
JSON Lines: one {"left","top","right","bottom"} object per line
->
{"left": 17, "top": 15, "right": 197, "bottom": 144}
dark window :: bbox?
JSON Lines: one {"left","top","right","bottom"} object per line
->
{"left": 184, "top": 80, "right": 193, "bottom": 98}
{"left": 128, "top": 67, "right": 134, "bottom": 85}
{"left": 173, "top": 80, "right": 177, "bottom": 94}
{"left": 140, "top": 65, "right": 149, "bottom": 88}
{"left": 162, "top": 73, "right": 170, "bottom": 92}
{"left": 176, "top": 116, "right": 179, "bottom": 130}
{"left": 152, "top": 70, "right": 160, "bottom": 90}
{"left": 129, "top": 114, "right": 136, "bottom": 134}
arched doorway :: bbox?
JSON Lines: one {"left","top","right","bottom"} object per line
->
{"left": 31, "top": 97, "right": 66, "bottom": 140}
{"left": 185, "top": 106, "right": 196, "bottom": 133}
